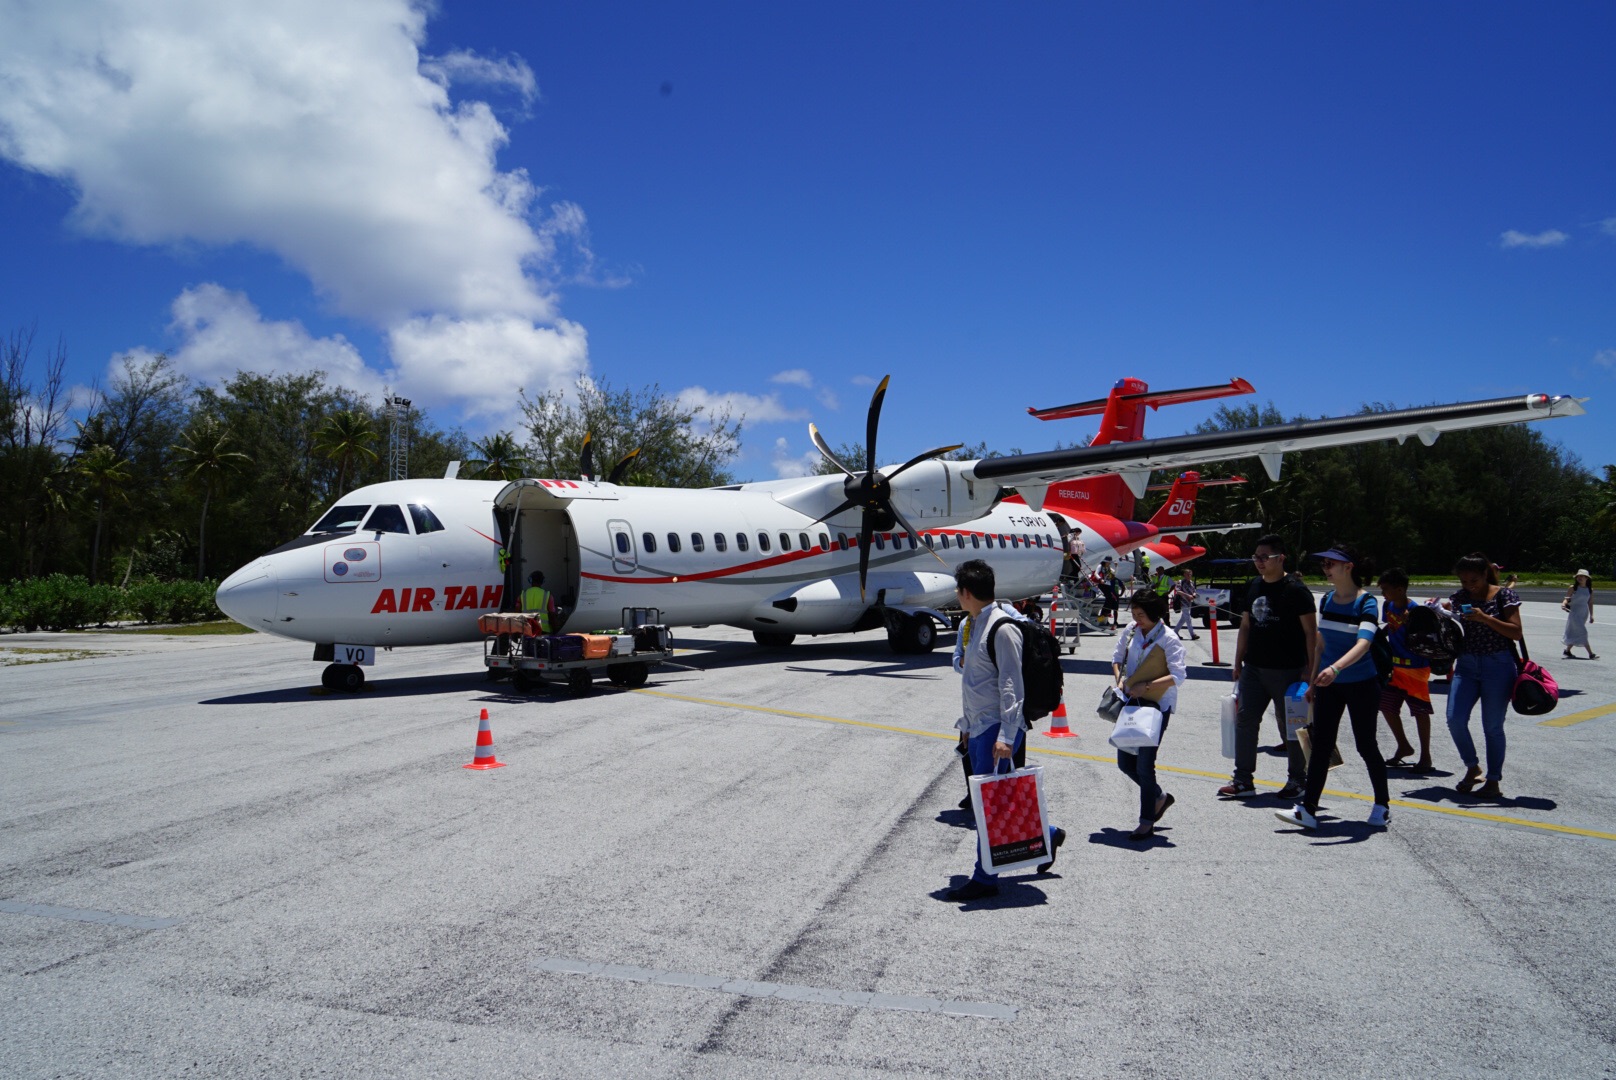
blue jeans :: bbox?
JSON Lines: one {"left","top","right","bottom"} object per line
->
{"left": 967, "top": 725, "right": 1054, "bottom": 882}
{"left": 1446, "top": 650, "right": 1515, "bottom": 782}
{"left": 1117, "top": 710, "right": 1171, "bottom": 823}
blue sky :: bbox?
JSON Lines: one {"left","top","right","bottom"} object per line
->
{"left": 2, "top": 1, "right": 1611, "bottom": 481}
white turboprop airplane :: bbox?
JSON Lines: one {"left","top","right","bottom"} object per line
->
{"left": 215, "top": 380, "right": 1586, "bottom": 689}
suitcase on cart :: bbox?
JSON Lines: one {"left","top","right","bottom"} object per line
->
{"left": 579, "top": 634, "right": 613, "bottom": 660}
{"left": 634, "top": 624, "right": 671, "bottom": 652}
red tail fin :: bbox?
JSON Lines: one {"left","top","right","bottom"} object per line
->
{"left": 1146, "top": 472, "right": 1204, "bottom": 530}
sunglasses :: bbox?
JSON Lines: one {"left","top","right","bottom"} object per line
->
{"left": 1252, "top": 553, "right": 1280, "bottom": 563}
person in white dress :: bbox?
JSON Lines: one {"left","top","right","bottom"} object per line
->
{"left": 1563, "top": 570, "right": 1597, "bottom": 660}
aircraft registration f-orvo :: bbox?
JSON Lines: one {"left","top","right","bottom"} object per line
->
{"left": 215, "top": 379, "right": 1586, "bottom": 689}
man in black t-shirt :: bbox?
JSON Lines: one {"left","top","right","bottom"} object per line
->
{"left": 1218, "top": 534, "right": 1318, "bottom": 800}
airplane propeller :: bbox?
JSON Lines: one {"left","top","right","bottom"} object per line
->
{"left": 606, "top": 447, "right": 642, "bottom": 485}
{"left": 579, "top": 432, "right": 595, "bottom": 480}
{"left": 808, "top": 375, "right": 961, "bottom": 601}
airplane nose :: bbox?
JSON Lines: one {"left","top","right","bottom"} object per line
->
{"left": 216, "top": 559, "right": 278, "bottom": 628}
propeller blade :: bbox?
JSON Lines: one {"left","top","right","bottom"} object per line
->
{"left": 579, "top": 432, "right": 594, "bottom": 480}
{"left": 885, "top": 442, "right": 964, "bottom": 481}
{"left": 888, "top": 504, "right": 947, "bottom": 566}
{"left": 808, "top": 423, "right": 854, "bottom": 477}
{"left": 857, "top": 518, "right": 874, "bottom": 603}
{"left": 606, "top": 447, "right": 642, "bottom": 485}
{"left": 864, "top": 375, "right": 890, "bottom": 474}
{"left": 809, "top": 497, "right": 859, "bottom": 527}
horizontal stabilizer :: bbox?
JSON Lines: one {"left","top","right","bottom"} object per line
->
{"left": 1156, "top": 521, "right": 1264, "bottom": 539}
{"left": 1028, "top": 378, "right": 1255, "bottom": 421}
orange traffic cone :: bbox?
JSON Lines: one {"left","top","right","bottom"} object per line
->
{"left": 1043, "top": 696, "right": 1077, "bottom": 738}
{"left": 463, "top": 708, "right": 507, "bottom": 770}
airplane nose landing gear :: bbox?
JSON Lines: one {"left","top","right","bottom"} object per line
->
{"left": 321, "top": 663, "right": 366, "bottom": 692}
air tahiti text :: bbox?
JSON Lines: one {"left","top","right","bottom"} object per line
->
{"left": 371, "top": 585, "right": 502, "bottom": 614}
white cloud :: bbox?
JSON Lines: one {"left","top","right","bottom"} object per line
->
{"left": 131, "top": 284, "right": 383, "bottom": 396}
{"left": 771, "top": 369, "right": 814, "bottom": 388}
{"left": 0, "top": 0, "right": 595, "bottom": 427}
{"left": 419, "top": 49, "right": 537, "bottom": 108}
{"left": 676, "top": 386, "right": 808, "bottom": 425}
{"left": 771, "top": 436, "right": 823, "bottom": 479}
{"left": 850, "top": 374, "right": 878, "bottom": 386}
{"left": 1601, "top": 217, "right": 1616, "bottom": 238}
{"left": 1594, "top": 348, "right": 1616, "bottom": 371}
{"left": 1500, "top": 229, "right": 1568, "bottom": 249}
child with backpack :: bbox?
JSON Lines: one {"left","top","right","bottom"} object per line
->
{"left": 1110, "top": 589, "right": 1187, "bottom": 841}
{"left": 1275, "top": 543, "right": 1392, "bottom": 831}
{"left": 1378, "top": 568, "right": 1436, "bottom": 772}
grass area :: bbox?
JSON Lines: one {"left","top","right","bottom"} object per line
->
{"left": 0, "top": 647, "right": 113, "bottom": 666}
{"left": 95, "top": 620, "right": 258, "bottom": 636}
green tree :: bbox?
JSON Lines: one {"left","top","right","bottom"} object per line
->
{"left": 313, "top": 409, "right": 380, "bottom": 494}
{"left": 521, "top": 378, "right": 742, "bottom": 488}
{"left": 172, "top": 417, "right": 251, "bottom": 578}
{"left": 73, "top": 442, "right": 133, "bottom": 583}
{"left": 463, "top": 431, "right": 531, "bottom": 481}
{"left": 0, "top": 325, "right": 73, "bottom": 578}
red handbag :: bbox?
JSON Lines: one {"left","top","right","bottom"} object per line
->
{"left": 1510, "top": 639, "right": 1559, "bottom": 716}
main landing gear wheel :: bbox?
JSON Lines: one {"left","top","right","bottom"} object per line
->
{"left": 321, "top": 663, "right": 365, "bottom": 692}
{"left": 753, "top": 631, "right": 796, "bottom": 647}
{"left": 567, "top": 668, "right": 594, "bottom": 696}
{"left": 511, "top": 671, "right": 534, "bottom": 694}
{"left": 889, "top": 614, "right": 938, "bottom": 655}
{"left": 608, "top": 661, "right": 650, "bottom": 688}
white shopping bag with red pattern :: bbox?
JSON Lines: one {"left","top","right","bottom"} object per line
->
{"left": 968, "top": 763, "right": 1052, "bottom": 876}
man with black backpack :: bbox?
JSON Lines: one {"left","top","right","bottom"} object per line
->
{"left": 945, "top": 559, "right": 1065, "bottom": 902}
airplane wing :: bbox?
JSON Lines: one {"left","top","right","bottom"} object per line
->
{"left": 1156, "top": 521, "right": 1263, "bottom": 539}
{"left": 971, "top": 393, "right": 1586, "bottom": 500}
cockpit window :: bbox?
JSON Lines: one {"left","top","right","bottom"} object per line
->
{"left": 363, "top": 504, "right": 410, "bottom": 534}
{"left": 408, "top": 504, "right": 445, "bottom": 534}
{"left": 311, "top": 504, "right": 372, "bottom": 533}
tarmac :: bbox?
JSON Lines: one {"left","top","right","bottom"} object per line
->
{"left": 2, "top": 596, "right": 1615, "bottom": 1078}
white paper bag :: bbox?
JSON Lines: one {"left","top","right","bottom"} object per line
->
{"left": 1220, "top": 694, "right": 1238, "bottom": 759}
{"left": 1109, "top": 703, "right": 1164, "bottom": 750}
{"left": 967, "top": 764, "right": 1052, "bottom": 876}
{"left": 1284, "top": 682, "right": 1311, "bottom": 742}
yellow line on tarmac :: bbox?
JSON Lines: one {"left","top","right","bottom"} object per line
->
{"left": 1539, "top": 702, "right": 1616, "bottom": 728}
{"left": 634, "top": 689, "right": 1616, "bottom": 843}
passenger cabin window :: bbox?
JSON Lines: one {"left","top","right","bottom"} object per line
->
{"left": 312, "top": 504, "right": 372, "bottom": 533}
{"left": 801, "top": 533, "right": 812, "bottom": 551}
{"left": 642, "top": 532, "right": 658, "bottom": 553}
{"left": 615, "top": 532, "right": 631, "bottom": 554}
{"left": 837, "top": 533, "right": 849, "bottom": 550}
{"left": 757, "top": 531, "right": 771, "bottom": 552}
{"left": 364, "top": 504, "right": 409, "bottom": 533}
{"left": 691, "top": 532, "right": 705, "bottom": 552}
{"left": 1010, "top": 535, "right": 1020, "bottom": 548}
{"left": 778, "top": 532, "right": 792, "bottom": 551}
{"left": 924, "top": 534, "right": 934, "bottom": 548}
{"left": 736, "top": 533, "right": 749, "bottom": 552}
{"left": 714, "top": 532, "right": 727, "bottom": 552}
{"left": 874, "top": 534, "right": 886, "bottom": 551}
{"left": 407, "top": 504, "right": 445, "bottom": 534}
{"left": 666, "top": 532, "right": 681, "bottom": 553}
{"left": 970, "top": 534, "right": 981, "bottom": 549}
{"left": 817, "top": 532, "right": 828, "bottom": 551}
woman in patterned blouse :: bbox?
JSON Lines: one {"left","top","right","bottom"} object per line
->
{"left": 1447, "top": 552, "right": 1524, "bottom": 800}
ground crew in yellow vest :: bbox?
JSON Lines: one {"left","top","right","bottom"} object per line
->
{"left": 523, "top": 570, "right": 558, "bottom": 632}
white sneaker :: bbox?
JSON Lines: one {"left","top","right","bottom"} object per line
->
{"left": 1274, "top": 804, "right": 1318, "bottom": 830}
{"left": 1368, "top": 804, "right": 1391, "bottom": 828}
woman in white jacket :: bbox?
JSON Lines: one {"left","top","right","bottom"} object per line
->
{"left": 1111, "top": 589, "right": 1189, "bottom": 840}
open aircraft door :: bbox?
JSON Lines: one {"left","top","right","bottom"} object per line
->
{"left": 493, "top": 479, "right": 610, "bottom": 622}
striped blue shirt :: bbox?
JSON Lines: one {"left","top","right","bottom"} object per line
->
{"left": 1317, "top": 589, "right": 1379, "bottom": 683}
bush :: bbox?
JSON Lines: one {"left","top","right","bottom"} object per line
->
{"left": 0, "top": 575, "right": 220, "bottom": 630}
{"left": 121, "top": 578, "right": 222, "bottom": 624}
{"left": 3, "top": 574, "right": 121, "bottom": 630}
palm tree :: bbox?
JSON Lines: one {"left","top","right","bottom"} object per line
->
{"left": 74, "top": 443, "right": 133, "bottom": 583}
{"left": 464, "top": 432, "right": 531, "bottom": 481}
{"left": 313, "top": 409, "right": 380, "bottom": 495}
{"left": 172, "top": 417, "right": 251, "bottom": 578}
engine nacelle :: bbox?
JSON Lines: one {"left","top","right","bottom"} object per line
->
{"left": 888, "top": 460, "right": 1001, "bottom": 527}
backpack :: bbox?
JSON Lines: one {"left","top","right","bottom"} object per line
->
{"left": 1321, "top": 591, "right": 1390, "bottom": 685}
{"left": 1403, "top": 603, "right": 1465, "bottom": 662}
{"left": 1510, "top": 639, "right": 1559, "bottom": 716}
{"left": 984, "top": 610, "right": 1066, "bottom": 725}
